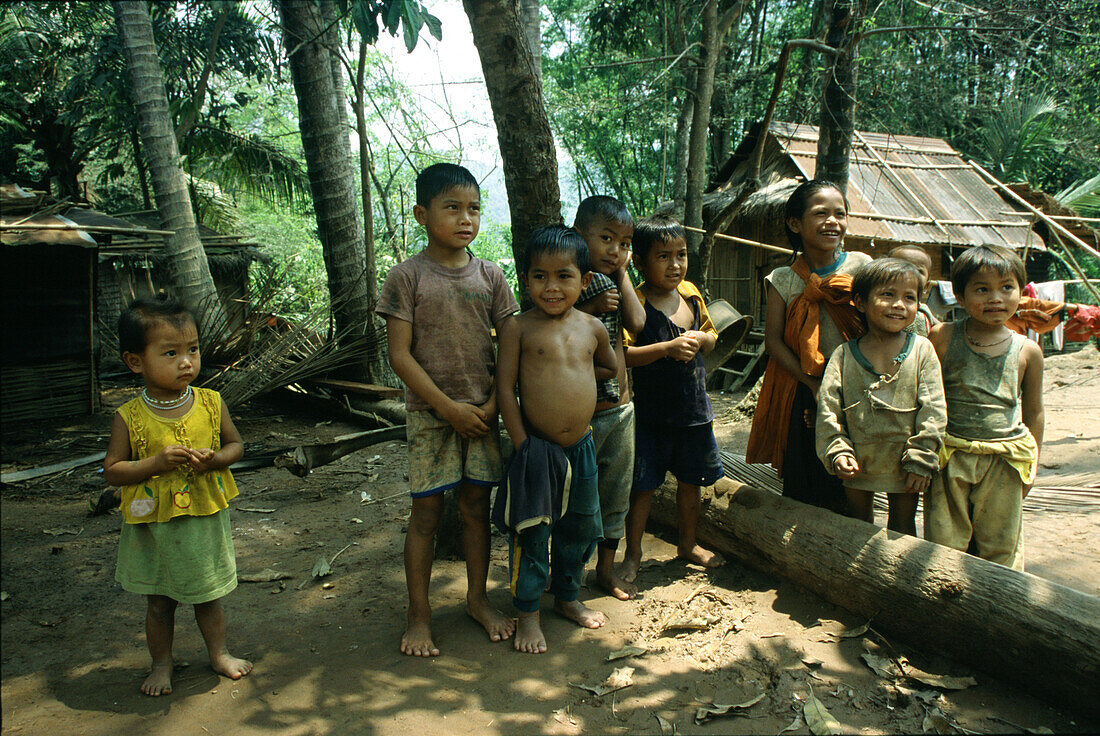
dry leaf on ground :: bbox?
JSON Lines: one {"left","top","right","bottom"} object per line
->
{"left": 803, "top": 686, "right": 843, "bottom": 735}
{"left": 694, "top": 692, "right": 765, "bottom": 724}
{"left": 607, "top": 645, "right": 647, "bottom": 661}
{"left": 570, "top": 666, "right": 635, "bottom": 697}
{"left": 238, "top": 569, "right": 292, "bottom": 583}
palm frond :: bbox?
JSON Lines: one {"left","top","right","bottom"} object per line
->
{"left": 1056, "top": 173, "right": 1100, "bottom": 218}
{"left": 976, "top": 93, "right": 1061, "bottom": 183}
{"left": 186, "top": 174, "right": 243, "bottom": 232}
{"left": 182, "top": 124, "right": 311, "bottom": 205}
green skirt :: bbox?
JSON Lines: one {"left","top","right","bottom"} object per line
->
{"left": 116, "top": 510, "right": 237, "bottom": 604}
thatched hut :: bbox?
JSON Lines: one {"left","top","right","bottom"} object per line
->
{"left": 703, "top": 121, "right": 1040, "bottom": 323}
{"left": 0, "top": 184, "right": 265, "bottom": 424}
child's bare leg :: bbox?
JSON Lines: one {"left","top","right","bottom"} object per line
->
{"left": 845, "top": 488, "right": 875, "bottom": 524}
{"left": 676, "top": 481, "right": 724, "bottom": 567}
{"left": 595, "top": 542, "right": 636, "bottom": 600}
{"left": 402, "top": 493, "right": 443, "bottom": 656}
{"left": 514, "top": 610, "right": 547, "bottom": 653}
{"left": 554, "top": 597, "right": 607, "bottom": 629}
{"left": 457, "top": 482, "right": 514, "bottom": 642}
{"left": 620, "top": 488, "right": 654, "bottom": 583}
{"left": 886, "top": 493, "right": 919, "bottom": 536}
{"left": 142, "top": 595, "right": 177, "bottom": 696}
{"left": 194, "top": 598, "right": 252, "bottom": 680}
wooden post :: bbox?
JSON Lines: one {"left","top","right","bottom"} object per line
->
{"left": 648, "top": 477, "right": 1100, "bottom": 717}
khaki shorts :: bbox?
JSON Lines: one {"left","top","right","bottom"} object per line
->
{"left": 406, "top": 409, "right": 503, "bottom": 497}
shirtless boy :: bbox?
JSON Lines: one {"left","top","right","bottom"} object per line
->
{"left": 496, "top": 225, "right": 618, "bottom": 653}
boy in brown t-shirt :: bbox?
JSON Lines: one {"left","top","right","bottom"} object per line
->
{"left": 376, "top": 163, "right": 518, "bottom": 657}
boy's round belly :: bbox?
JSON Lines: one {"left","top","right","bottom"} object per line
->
{"left": 520, "top": 367, "right": 597, "bottom": 448}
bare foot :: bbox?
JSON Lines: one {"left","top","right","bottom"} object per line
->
{"left": 141, "top": 661, "right": 173, "bottom": 697}
{"left": 211, "top": 650, "right": 253, "bottom": 680}
{"left": 554, "top": 598, "right": 606, "bottom": 629}
{"left": 466, "top": 595, "right": 515, "bottom": 642}
{"left": 514, "top": 610, "right": 547, "bottom": 653}
{"left": 678, "top": 544, "right": 725, "bottom": 568}
{"left": 619, "top": 554, "right": 642, "bottom": 583}
{"left": 596, "top": 564, "right": 637, "bottom": 600}
{"left": 400, "top": 618, "right": 439, "bottom": 657}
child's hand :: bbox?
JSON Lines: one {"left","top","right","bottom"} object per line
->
{"left": 444, "top": 402, "right": 490, "bottom": 439}
{"left": 589, "top": 288, "right": 621, "bottom": 314}
{"left": 903, "top": 471, "right": 930, "bottom": 493}
{"left": 155, "top": 445, "right": 193, "bottom": 473}
{"left": 666, "top": 334, "right": 700, "bottom": 362}
{"left": 188, "top": 447, "right": 217, "bottom": 472}
{"left": 833, "top": 454, "right": 859, "bottom": 480}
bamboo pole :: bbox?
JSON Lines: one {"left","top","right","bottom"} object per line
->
{"left": 849, "top": 158, "right": 970, "bottom": 170}
{"left": 852, "top": 129, "right": 950, "bottom": 238}
{"left": 968, "top": 161, "right": 1100, "bottom": 261}
{"left": 849, "top": 212, "right": 1032, "bottom": 227}
{"left": 683, "top": 225, "right": 794, "bottom": 254}
{"left": 0, "top": 223, "right": 175, "bottom": 236}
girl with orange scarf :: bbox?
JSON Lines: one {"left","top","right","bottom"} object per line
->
{"left": 747, "top": 180, "right": 870, "bottom": 512}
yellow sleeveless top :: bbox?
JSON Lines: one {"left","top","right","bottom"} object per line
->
{"left": 118, "top": 387, "right": 239, "bottom": 524}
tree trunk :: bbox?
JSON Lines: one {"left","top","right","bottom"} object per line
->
{"left": 464, "top": 0, "right": 561, "bottom": 286}
{"left": 280, "top": 0, "right": 376, "bottom": 380}
{"left": 112, "top": 0, "right": 226, "bottom": 334}
{"left": 519, "top": 0, "right": 541, "bottom": 84}
{"left": 685, "top": 0, "right": 748, "bottom": 288}
{"left": 649, "top": 477, "right": 1100, "bottom": 717}
{"left": 815, "top": 0, "right": 866, "bottom": 191}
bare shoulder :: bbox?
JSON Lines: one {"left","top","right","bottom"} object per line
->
{"left": 928, "top": 321, "right": 952, "bottom": 357}
{"left": 1020, "top": 338, "right": 1045, "bottom": 371}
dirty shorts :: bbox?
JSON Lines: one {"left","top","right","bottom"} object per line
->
{"left": 406, "top": 409, "right": 503, "bottom": 497}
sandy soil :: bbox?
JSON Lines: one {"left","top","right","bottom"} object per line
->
{"left": 2, "top": 348, "right": 1097, "bottom": 735}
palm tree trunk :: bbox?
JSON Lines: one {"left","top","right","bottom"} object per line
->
{"left": 464, "top": 0, "right": 562, "bottom": 287}
{"left": 280, "top": 0, "right": 376, "bottom": 380}
{"left": 111, "top": 0, "right": 226, "bottom": 334}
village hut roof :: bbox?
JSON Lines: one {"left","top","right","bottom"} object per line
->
{"left": 0, "top": 184, "right": 267, "bottom": 260}
{"left": 708, "top": 121, "right": 1040, "bottom": 250}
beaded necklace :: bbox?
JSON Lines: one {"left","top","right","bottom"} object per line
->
{"left": 141, "top": 385, "right": 193, "bottom": 410}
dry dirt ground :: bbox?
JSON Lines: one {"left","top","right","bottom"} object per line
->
{"left": 2, "top": 349, "right": 1097, "bottom": 736}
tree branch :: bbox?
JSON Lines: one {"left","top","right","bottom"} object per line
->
{"left": 175, "top": 5, "right": 230, "bottom": 143}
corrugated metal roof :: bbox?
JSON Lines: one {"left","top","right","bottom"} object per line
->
{"left": 770, "top": 122, "right": 1039, "bottom": 249}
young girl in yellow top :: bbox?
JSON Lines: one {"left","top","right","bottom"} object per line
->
{"left": 747, "top": 179, "right": 870, "bottom": 513}
{"left": 103, "top": 294, "right": 251, "bottom": 696}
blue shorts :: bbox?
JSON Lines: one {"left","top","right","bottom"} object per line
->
{"left": 634, "top": 421, "right": 723, "bottom": 491}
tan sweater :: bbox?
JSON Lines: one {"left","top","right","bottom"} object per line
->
{"left": 816, "top": 334, "right": 947, "bottom": 493}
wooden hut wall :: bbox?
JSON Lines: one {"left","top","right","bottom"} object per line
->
{"left": 1, "top": 245, "right": 98, "bottom": 424}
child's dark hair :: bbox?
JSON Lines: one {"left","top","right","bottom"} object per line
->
{"left": 574, "top": 195, "right": 633, "bottom": 231}
{"left": 950, "top": 243, "right": 1026, "bottom": 296}
{"left": 522, "top": 225, "right": 590, "bottom": 274}
{"left": 852, "top": 258, "right": 922, "bottom": 303}
{"left": 118, "top": 293, "right": 196, "bottom": 355}
{"left": 784, "top": 178, "right": 847, "bottom": 251}
{"left": 632, "top": 214, "right": 685, "bottom": 261}
{"left": 415, "top": 162, "right": 479, "bottom": 207}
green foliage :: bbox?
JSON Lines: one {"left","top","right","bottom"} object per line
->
{"left": 1056, "top": 173, "right": 1100, "bottom": 218}
{"left": 344, "top": 0, "right": 442, "bottom": 51}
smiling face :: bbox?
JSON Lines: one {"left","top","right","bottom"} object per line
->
{"left": 856, "top": 275, "right": 920, "bottom": 335}
{"left": 576, "top": 217, "right": 633, "bottom": 276}
{"left": 414, "top": 184, "right": 480, "bottom": 253}
{"left": 124, "top": 318, "right": 201, "bottom": 397}
{"left": 788, "top": 187, "right": 847, "bottom": 257}
{"left": 636, "top": 236, "right": 687, "bottom": 293}
{"left": 524, "top": 251, "right": 592, "bottom": 317}
{"left": 961, "top": 266, "right": 1022, "bottom": 326}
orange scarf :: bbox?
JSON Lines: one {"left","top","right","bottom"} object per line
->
{"left": 746, "top": 257, "right": 865, "bottom": 473}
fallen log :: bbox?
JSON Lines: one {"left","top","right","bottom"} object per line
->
{"left": 274, "top": 425, "right": 406, "bottom": 477}
{"left": 649, "top": 476, "right": 1100, "bottom": 718}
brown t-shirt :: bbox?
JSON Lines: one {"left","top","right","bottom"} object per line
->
{"left": 376, "top": 250, "right": 519, "bottom": 411}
